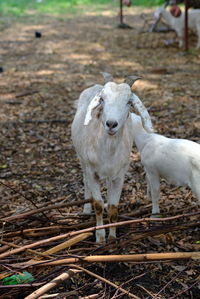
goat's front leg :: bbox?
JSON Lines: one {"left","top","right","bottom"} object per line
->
{"left": 107, "top": 176, "right": 124, "bottom": 240}
{"left": 145, "top": 170, "right": 151, "bottom": 202}
{"left": 196, "top": 26, "right": 200, "bottom": 49}
{"left": 176, "top": 29, "right": 184, "bottom": 48}
{"left": 85, "top": 169, "right": 105, "bottom": 243}
{"left": 146, "top": 171, "right": 160, "bottom": 215}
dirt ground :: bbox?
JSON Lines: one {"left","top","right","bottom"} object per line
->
{"left": 0, "top": 6, "right": 200, "bottom": 299}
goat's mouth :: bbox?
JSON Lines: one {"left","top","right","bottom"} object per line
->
{"left": 107, "top": 129, "right": 117, "bottom": 136}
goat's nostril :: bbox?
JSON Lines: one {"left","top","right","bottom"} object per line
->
{"left": 106, "top": 120, "right": 118, "bottom": 129}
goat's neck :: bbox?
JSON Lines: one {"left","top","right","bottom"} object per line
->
{"left": 133, "top": 125, "right": 150, "bottom": 153}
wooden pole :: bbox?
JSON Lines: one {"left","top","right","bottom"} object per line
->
{"left": 120, "top": 0, "right": 123, "bottom": 24}
{"left": 184, "top": 0, "right": 189, "bottom": 51}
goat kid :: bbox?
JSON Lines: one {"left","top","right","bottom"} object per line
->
{"left": 131, "top": 113, "right": 200, "bottom": 215}
{"left": 155, "top": 6, "right": 200, "bottom": 48}
{"left": 71, "top": 73, "right": 153, "bottom": 242}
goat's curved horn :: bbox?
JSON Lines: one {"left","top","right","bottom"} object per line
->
{"left": 124, "top": 75, "right": 142, "bottom": 87}
{"left": 100, "top": 72, "right": 113, "bottom": 83}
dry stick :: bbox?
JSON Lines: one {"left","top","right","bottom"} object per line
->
{"left": 76, "top": 295, "right": 100, "bottom": 299}
{"left": 169, "top": 280, "right": 200, "bottom": 299}
{"left": 0, "top": 232, "right": 92, "bottom": 260}
{"left": 19, "top": 251, "right": 200, "bottom": 268}
{"left": 2, "top": 225, "right": 69, "bottom": 239}
{"left": 1, "top": 198, "right": 91, "bottom": 222}
{"left": 32, "top": 294, "right": 99, "bottom": 299}
{"left": 24, "top": 269, "right": 81, "bottom": 299}
{"left": 0, "top": 238, "right": 21, "bottom": 254}
{"left": 16, "top": 90, "right": 39, "bottom": 98}
{"left": 38, "top": 291, "right": 83, "bottom": 298}
{"left": 154, "top": 267, "right": 186, "bottom": 298}
{"left": 120, "top": 221, "right": 200, "bottom": 244}
{"left": 0, "top": 240, "right": 52, "bottom": 259}
{"left": 70, "top": 264, "right": 140, "bottom": 299}
{"left": 136, "top": 284, "right": 154, "bottom": 298}
{"left": 1, "top": 212, "right": 199, "bottom": 260}
{"left": 42, "top": 233, "right": 92, "bottom": 256}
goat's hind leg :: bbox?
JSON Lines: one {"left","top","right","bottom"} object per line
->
{"left": 146, "top": 171, "right": 160, "bottom": 216}
{"left": 195, "top": 24, "right": 200, "bottom": 48}
{"left": 191, "top": 172, "right": 200, "bottom": 206}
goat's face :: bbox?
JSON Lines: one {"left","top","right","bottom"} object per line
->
{"left": 100, "top": 82, "right": 132, "bottom": 135}
{"left": 84, "top": 82, "right": 132, "bottom": 136}
{"left": 84, "top": 75, "right": 153, "bottom": 135}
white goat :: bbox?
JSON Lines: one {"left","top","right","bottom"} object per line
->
{"left": 131, "top": 113, "right": 200, "bottom": 215}
{"left": 155, "top": 6, "right": 200, "bottom": 48}
{"left": 71, "top": 73, "right": 153, "bottom": 242}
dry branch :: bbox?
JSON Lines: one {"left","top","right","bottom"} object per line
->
{"left": 122, "top": 221, "right": 200, "bottom": 243}
{"left": 2, "top": 225, "right": 68, "bottom": 239}
{"left": 0, "top": 240, "right": 52, "bottom": 260}
{"left": 71, "top": 264, "right": 140, "bottom": 299}
{"left": 0, "top": 233, "right": 92, "bottom": 260}
{"left": 16, "top": 251, "right": 200, "bottom": 268}
{"left": 1, "top": 198, "right": 91, "bottom": 222}
{"left": 16, "top": 90, "right": 39, "bottom": 98}
{"left": 1, "top": 212, "right": 199, "bottom": 259}
{"left": 24, "top": 269, "right": 81, "bottom": 299}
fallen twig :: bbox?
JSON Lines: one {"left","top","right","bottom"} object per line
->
{"left": 16, "top": 90, "right": 39, "bottom": 98}
{"left": 71, "top": 264, "right": 140, "bottom": 299}
{"left": 0, "top": 240, "right": 52, "bottom": 260}
{"left": 79, "top": 295, "right": 100, "bottom": 299}
{"left": 24, "top": 269, "right": 81, "bottom": 299}
{"left": 1, "top": 197, "right": 91, "bottom": 222}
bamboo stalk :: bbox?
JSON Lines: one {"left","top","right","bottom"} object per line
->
{"left": 24, "top": 269, "right": 81, "bottom": 299}
{"left": 16, "top": 251, "right": 200, "bottom": 268}
{"left": 43, "top": 233, "right": 92, "bottom": 255}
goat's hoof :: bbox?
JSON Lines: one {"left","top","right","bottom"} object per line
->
{"left": 108, "top": 235, "right": 116, "bottom": 242}
{"left": 96, "top": 236, "right": 106, "bottom": 243}
{"left": 151, "top": 213, "right": 163, "bottom": 218}
{"left": 83, "top": 203, "right": 92, "bottom": 214}
{"left": 96, "top": 230, "right": 106, "bottom": 243}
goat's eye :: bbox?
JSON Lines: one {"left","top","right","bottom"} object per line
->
{"left": 127, "top": 100, "right": 132, "bottom": 106}
{"left": 100, "top": 98, "right": 104, "bottom": 104}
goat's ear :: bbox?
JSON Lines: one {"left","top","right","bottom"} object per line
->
{"left": 84, "top": 93, "right": 102, "bottom": 125}
{"left": 124, "top": 75, "right": 141, "bottom": 87}
{"left": 130, "top": 93, "right": 154, "bottom": 133}
{"left": 100, "top": 72, "right": 113, "bottom": 83}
